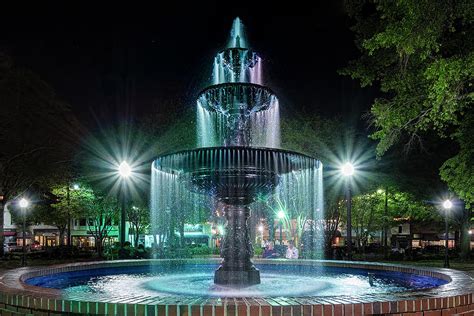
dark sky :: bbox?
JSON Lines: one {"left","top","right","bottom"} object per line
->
{"left": 0, "top": 2, "right": 375, "bottom": 128}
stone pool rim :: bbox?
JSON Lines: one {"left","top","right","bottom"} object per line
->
{"left": 0, "top": 258, "right": 473, "bottom": 315}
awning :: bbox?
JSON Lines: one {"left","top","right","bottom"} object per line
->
{"left": 16, "top": 232, "right": 33, "bottom": 238}
{"left": 41, "top": 233, "right": 57, "bottom": 237}
{"left": 2, "top": 231, "right": 16, "bottom": 236}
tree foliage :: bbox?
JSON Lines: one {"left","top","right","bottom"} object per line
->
{"left": 0, "top": 53, "right": 82, "bottom": 254}
{"left": 342, "top": 0, "right": 474, "bottom": 205}
{"left": 340, "top": 187, "right": 440, "bottom": 251}
{"left": 45, "top": 183, "right": 94, "bottom": 244}
{"left": 127, "top": 203, "right": 150, "bottom": 247}
{"left": 85, "top": 194, "right": 120, "bottom": 257}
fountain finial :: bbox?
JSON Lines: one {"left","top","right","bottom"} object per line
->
{"left": 228, "top": 17, "right": 247, "bottom": 48}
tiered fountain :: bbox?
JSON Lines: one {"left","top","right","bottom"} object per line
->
{"left": 4, "top": 18, "right": 468, "bottom": 316}
{"left": 152, "top": 17, "right": 322, "bottom": 285}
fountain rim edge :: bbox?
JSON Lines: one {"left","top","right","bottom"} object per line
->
{"left": 153, "top": 146, "right": 322, "bottom": 165}
{"left": 197, "top": 82, "right": 276, "bottom": 99}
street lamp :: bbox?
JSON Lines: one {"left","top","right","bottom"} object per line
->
{"left": 118, "top": 161, "right": 132, "bottom": 178}
{"left": 19, "top": 198, "right": 29, "bottom": 266}
{"left": 67, "top": 183, "right": 79, "bottom": 247}
{"left": 377, "top": 187, "right": 390, "bottom": 258}
{"left": 277, "top": 210, "right": 285, "bottom": 245}
{"left": 341, "top": 162, "right": 354, "bottom": 260}
{"left": 118, "top": 161, "right": 132, "bottom": 248}
{"left": 443, "top": 199, "right": 453, "bottom": 268}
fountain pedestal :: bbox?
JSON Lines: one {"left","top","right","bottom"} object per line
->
{"left": 214, "top": 203, "right": 260, "bottom": 286}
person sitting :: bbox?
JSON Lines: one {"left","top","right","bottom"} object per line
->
{"left": 285, "top": 240, "right": 299, "bottom": 259}
{"left": 262, "top": 241, "right": 279, "bottom": 259}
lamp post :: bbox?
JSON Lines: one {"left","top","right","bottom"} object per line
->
{"left": 443, "top": 199, "right": 452, "bottom": 268}
{"left": 67, "top": 183, "right": 79, "bottom": 247}
{"left": 19, "top": 198, "right": 29, "bottom": 266}
{"left": 277, "top": 210, "right": 285, "bottom": 245}
{"left": 118, "top": 161, "right": 132, "bottom": 247}
{"left": 377, "top": 187, "right": 389, "bottom": 258}
{"left": 341, "top": 162, "right": 354, "bottom": 260}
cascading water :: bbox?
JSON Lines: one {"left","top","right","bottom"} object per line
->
{"left": 151, "top": 18, "right": 323, "bottom": 286}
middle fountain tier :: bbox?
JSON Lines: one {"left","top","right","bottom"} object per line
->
{"left": 151, "top": 18, "right": 322, "bottom": 286}
{"left": 153, "top": 147, "right": 320, "bottom": 285}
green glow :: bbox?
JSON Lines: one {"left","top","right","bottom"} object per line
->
{"left": 277, "top": 210, "right": 285, "bottom": 219}
{"left": 218, "top": 225, "right": 225, "bottom": 236}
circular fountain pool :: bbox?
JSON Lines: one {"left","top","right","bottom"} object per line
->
{"left": 1, "top": 259, "right": 472, "bottom": 316}
{"left": 24, "top": 261, "right": 447, "bottom": 299}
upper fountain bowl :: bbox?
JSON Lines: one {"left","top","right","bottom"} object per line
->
{"left": 198, "top": 83, "right": 276, "bottom": 116}
{"left": 153, "top": 147, "right": 321, "bottom": 204}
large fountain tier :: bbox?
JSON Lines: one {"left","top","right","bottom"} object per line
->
{"left": 198, "top": 83, "right": 276, "bottom": 116}
{"left": 153, "top": 146, "right": 321, "bottom": 204}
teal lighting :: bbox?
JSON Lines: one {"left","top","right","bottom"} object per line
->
{"left": 277, "top": 210, "right": 285, "bottom": 219}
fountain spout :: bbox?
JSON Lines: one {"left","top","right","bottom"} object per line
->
{"left": 235, "top": 35, "right": 241, "bottom": 48}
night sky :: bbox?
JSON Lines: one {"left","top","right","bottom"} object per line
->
{"left": 1, "top": 2, "right": 375, "bottom": 128}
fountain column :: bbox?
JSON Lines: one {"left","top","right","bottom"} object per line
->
{"left": 214, "top": 203, "right": 260, "bottom": 285}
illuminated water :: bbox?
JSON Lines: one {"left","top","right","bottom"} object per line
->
{"left": 26, "top": 263, "right": 448, "bottom": 299}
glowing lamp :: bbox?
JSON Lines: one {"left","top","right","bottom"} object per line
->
{"left": 118, "top": 161, "right": 132, "bottom": 178}
{"left": 443, "top": 199, "right": 453, "bottom": 210}
{"left": 277, "top": 210, "right": 285, "bottom": 219}
{"left": 19, "top": 198, "right": 29, "bottom": 208}
{"left": 341, "top": 162, "right": 354, "bottom": 177}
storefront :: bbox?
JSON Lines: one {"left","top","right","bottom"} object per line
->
{"left": 72, "top": 233, "right": 119, "bottom": 249}
{"left": 411, "top": 233, "right": 455, "bottom": 249}
{"left": 16, "top": 231, "right": 33, "bottom": 247}
{"left": 33, "top": 229, "right": 63, "bottom": 247}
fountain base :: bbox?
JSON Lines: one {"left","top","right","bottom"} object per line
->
{"left": 214, "top": 266, "right": 260, "bottom": 286}
{"left": 214, "top": 203, "right": 261, "bottom": 286}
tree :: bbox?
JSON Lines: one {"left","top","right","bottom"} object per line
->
{"left": 342, "top": 0, "right": 473, "bottom": 156}
{"left": 85, "top": 195, "right": 119, "bottom": 257}
{"left": 127, "top": 204, "right": 150, "bottom": 248}
{"left": 0, "top": 53, "right": 82, "bottom": 255}
{"left": 342, "top": 0, "right": 473, "bottom": 258}
{"left": 439, "top": 113, "right": 473, "bottom": 258}
{"left": 44, "top": 184, "right": 94, "bottom": 245}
